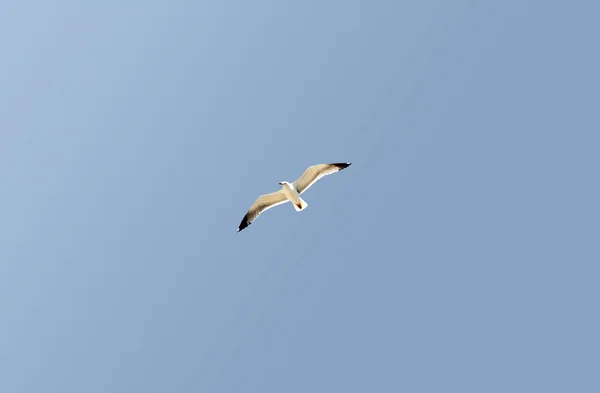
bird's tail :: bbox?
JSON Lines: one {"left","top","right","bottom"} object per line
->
{"left": 294, "top": 197, "right": 308, "bottom": 211}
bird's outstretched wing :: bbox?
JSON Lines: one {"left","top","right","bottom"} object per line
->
{"left": 293, "top": 162, "right": 351, "bottom": 194}
{"left": 238, "top": 190, "right": 288, "bottom": 232}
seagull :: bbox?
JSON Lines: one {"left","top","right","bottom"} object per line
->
{"left": 237, "top": 162, "right": 351, "bottom": 232}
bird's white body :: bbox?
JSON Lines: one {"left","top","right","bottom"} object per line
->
{"left": 237, "top": 162, "right": 350, "bottom": 232}
{"left": 280, "top": 181, "right": 308, "bottom": 211}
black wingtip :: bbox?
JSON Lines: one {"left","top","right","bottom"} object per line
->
{"left": 332, "top": 162, "right": 351, "bottom": 170}
{"left": 237, "top": 213, "right": 250, "bottom": 232}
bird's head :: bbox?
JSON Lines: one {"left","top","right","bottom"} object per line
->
{"left": 278, "top": 181, "right": 288, "bottom": 186}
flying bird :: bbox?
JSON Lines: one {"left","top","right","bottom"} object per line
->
{"left": 237, "top": 162, "right": 351, "bottom": 232}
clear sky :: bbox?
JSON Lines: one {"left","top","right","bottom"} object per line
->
{"left": 1, "top": 1, "right": 599, "bottom": 392}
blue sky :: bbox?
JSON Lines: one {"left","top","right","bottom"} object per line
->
{"left": 1, "top": 1, "right": 599, "bottom": 392}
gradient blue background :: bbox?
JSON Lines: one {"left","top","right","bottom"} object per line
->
{"left": 1, "top": 1, "right": 599, "bottom": 392}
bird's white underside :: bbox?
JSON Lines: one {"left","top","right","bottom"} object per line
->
{"left": 238, "top": 163, "right": 350, "bottom": 231}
